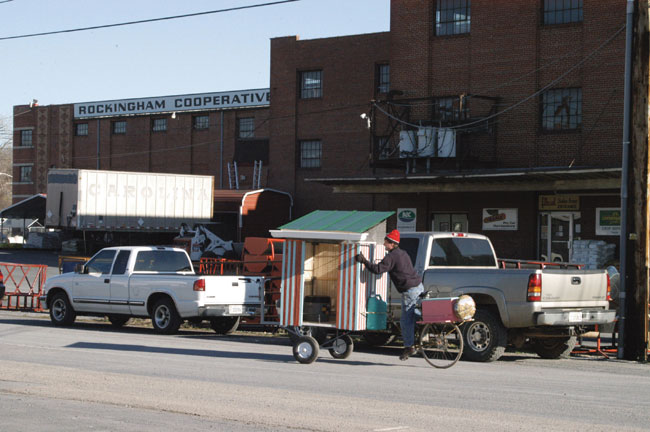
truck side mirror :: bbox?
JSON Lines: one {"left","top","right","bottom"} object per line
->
{"left": 75, "top": 263, "right": 87, "bottom": 274}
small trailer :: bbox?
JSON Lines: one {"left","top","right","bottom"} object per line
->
{"left": 270, "top": 210, "right": 393, "bottom": 364}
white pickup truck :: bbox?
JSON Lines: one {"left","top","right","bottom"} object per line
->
{"left": 40, "top": 246, "right": 264, "bottom": 334}
{"left": 373, "top": 232, "right": 616, "bottom": 362}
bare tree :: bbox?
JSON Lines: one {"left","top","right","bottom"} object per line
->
{"left": 0, "top": 117, "right": 12, "bottom": 210}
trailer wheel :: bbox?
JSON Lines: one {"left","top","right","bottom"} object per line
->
{"left": 328, "top": 335, "right": 354, "bottom": 359}
{"left": 292, "top": 336, "right": 319, "bottom": 364}
{"left": 531, "top": 336, "right": 577, "bottom": 359}
{"left": 151, "top": 298, "right": 181, "bottom": 334}
{"left": 288, "top": 326, "right": 328, "bottom": 345}
{"left": 462, "top": 309, "right": 507, "bottom": 362}
{"left": 210, "top": 316, "right": 240, "bottom": 335}
{"left": 107, "top": 315, "right": 130, "bottom": 328}
{"left": 50, "top": 292, "right": 76, "bottom": 326}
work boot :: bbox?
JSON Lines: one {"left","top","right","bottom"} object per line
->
{"left": 399, "top": 346, "right": 416, "bottom": 361}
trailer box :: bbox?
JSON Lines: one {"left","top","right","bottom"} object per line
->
{"left": 45, "top": 169, "right": 213, "bottom": 232}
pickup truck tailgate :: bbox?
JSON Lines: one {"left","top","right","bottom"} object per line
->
{"left": 540, "top": 269, "right": 608, "bottom": 303}
{"left": 203, "top": 276, "right": 263, "bottom": 305}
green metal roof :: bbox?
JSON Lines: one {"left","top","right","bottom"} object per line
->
{"left": 278, "top": 210, "right": 394, "bottom": 233}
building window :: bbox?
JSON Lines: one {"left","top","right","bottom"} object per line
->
{"left": 152, "top": 118, "right": 167, "bottom": 132}
{"left": 436, "top": 0, "right": 471, "bottom": 36}
{"left": 377, "top": 64, "right": 390, "bottom": 94}
{"left": 112, "top": 121, "right": 127, "bottom": 134}
{"left": 541, "top": 88, "right": 582, "bottom": 131}
{"left": 434, "top": 96, "right": 469, "bottom": 122}
{"left": 543, "top": 0, "right": 583, "bottom": 25}
{"left": 19, "top": 165, "right": 32, "bottom": 183}
{"left": 19, "top": 130, "right": 33, "bottom": 147}
{"left": 238, "top": 118, "right": 255, "bottom": 138}
{"left": 193, "top": 115, "right": 209, "bottom": 130}
{"left": 376, "top": 136, "right": 393, "bottom": 160}
{"left": 75, "top": 123, "right": 88, "bottom": 136}
{"left": 300, "top": 70, "right": 322, "bottom": 99}
{"left": 300, "top": 140, "right": 322, "bottom": 168}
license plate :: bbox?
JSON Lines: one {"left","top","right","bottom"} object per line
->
{"left": 568, "top": 312, "right": 582, "bottom": 323}
{"left": 229, "top": 305, "right": 243, "bottom": 315}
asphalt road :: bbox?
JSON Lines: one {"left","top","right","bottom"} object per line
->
{"left": 0, "top": 311, "right": 649, "bottom": 432}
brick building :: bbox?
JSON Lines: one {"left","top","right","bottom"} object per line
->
{"left": 13, "top": 0, "right": 627, "bottom": 261}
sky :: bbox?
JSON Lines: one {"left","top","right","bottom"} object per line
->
{"left": 0, "top": 0, "right": 390, "bottom": 131}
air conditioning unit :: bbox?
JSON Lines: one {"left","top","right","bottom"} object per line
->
{"left": 417, "top": 127, "right": 436, "bottom": 157}
{"left": 437, "top": 128, "right": 456, "bottom": 158}
{"left": 398, "top": 130, "right": 416, "bottom": 158}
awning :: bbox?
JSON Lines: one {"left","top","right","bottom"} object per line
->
{"left": 306, "top": 167, "right": 621, "bottom": 194}
{"left": 0, "top": 194, "right": 46, "bottom": 220}
{"left": 270, "top": 210, "right": 394, "bottom": 241}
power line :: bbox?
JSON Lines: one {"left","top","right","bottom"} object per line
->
{"left": 0, "top": 0, "right": 299, "bottom": 41}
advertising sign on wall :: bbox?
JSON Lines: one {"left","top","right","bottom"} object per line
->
{"left": 595, "top": 208, "right": 621, "bottom": 236}
{"left": 396, "top": 208, "right": 417, "bottom": 231}
{"left": 482, "top": 208, "right": 518, "bottom": 231}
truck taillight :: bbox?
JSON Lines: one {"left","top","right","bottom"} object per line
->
{"left": 193, "top": 279, "right": 205, "bottom": 291}
{"left": 527, "top": 273, "right": 542, "bottom": 302}
{"left": 606, "top": 274, "right": 612, "bottom": 301}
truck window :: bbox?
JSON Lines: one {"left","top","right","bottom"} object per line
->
{"left": 134, "top": 250, "right": 192, "bottom": 272}
{"left": 112, "top": 251, "right": 131, "bottom": 275}
{"left": 86, "top": 250, "right": 117, "bottom": 274}
{"left": 429, "top": 238, "right": 496, "bottom": 267}
{"left": 399, "top": 237, "right": 420, "bottom": 266}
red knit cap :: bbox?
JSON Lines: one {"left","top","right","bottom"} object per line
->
{"left": 385, "top": 229, "right": 400, "bottom": 244}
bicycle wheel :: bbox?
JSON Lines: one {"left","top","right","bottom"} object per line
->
{"left": 419, "top": 323, "right": 463, "bottom": 369}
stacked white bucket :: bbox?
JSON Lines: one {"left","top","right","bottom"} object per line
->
{"left": 571, "top": 240, "right": 617, "bottom": 269}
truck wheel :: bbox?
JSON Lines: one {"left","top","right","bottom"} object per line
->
{"left": 50, "top": 292, "right": 76, "bottom": 326}
{"left": 151, "top": 298, "right": 181, "bottom": 334}
{"left": 362, "top": 332, "right": 395, "bottom": 347}
{"left": 531, "top": 336, "right": 577, "bottom": 359}
{"left": 462, "top": 309, "right": 507, "bottom": 362}
{"left": 293, "top": 336, "right": 319, "bottom": 364}
{"left": 107, "top": 315, "right": 130, "bottom": 328}
{"left": 210, "top": 316, "right": 240, "bottom": 335}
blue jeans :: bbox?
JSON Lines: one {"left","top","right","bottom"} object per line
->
{"left": 400, "top": 283, "right": 424, "bottom": 347}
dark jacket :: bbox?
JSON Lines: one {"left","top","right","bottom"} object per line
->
{"left": 362, "top": 247, "right": 422, "bottom": 293}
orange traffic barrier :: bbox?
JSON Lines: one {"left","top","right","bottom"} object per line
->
{"left": 0, "top": 262, "right": 48, "bottom": 312}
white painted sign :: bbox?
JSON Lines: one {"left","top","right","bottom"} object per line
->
{"left": 74, "top": 88, "right": 270, "bottom": 118}
{"left": 396, "top": 208, "right": 417, "bottom": 231}
{"left": 482, "top": 208, "right": 518, "bottom": 231}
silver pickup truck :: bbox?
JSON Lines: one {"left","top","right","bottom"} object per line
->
{"left": 380, "top": 232, "right": 616, "bottom": 362}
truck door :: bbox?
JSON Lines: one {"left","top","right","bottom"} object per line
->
{"left": 72, "top": 249, "right": 116, "bottom": 313}
{"left": 108, "top": 250, "right": 131, "bottom": 314}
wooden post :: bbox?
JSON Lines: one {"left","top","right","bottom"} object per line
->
{"left": 624, "top": 0, "right": 649, "bottom": 361}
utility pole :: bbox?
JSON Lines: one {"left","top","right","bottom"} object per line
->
{"left": 620, "top": 0, "right": 649, "bottom": 362}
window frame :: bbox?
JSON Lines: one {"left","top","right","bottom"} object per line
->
{"left": 376, "top": 63, "right": 390, "bottom": 94}
{"left": 300, "top": 70, "right": 323, "bottom": 99}
{"left": 18, "top": 165, "right": 33, "bottom": 183}
{"left": 238, "top": 117, "right": 255, "bottom": 139}
{"left": 75, "top": 123, "right": 89, "bottom": 137}
{"left": 112, "top": 120, "right": 127, "bottom": 135}
{"left": 540, "top": 87, "right": 582, "bottom": 132}
{"left": 193, "top": 115, "right": 209, "bottom": 130}
{"left": 18, "top": 129, "right": 33, "bottom": 147}
{"left": 299, "top": 139, "right": 322, "bottom": 169}
{"left": 543, "top": 0, "right": 583, "bottom": 26}
{"left": 435, "top": 0, "right": 471, "bottom": 36}
{"left": 152, "top": 118, "right": 167, "bottom": 133}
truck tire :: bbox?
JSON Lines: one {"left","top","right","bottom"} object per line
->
{"left": 462, "top": 309, "right": 507, "bottom": 362}
{"left": 107, "top": 315, "right": 130, "bottom": 328}
{"left": 50, "top": 292, "right": 76, "bottom": 326}
{"left": 151, "top": 298, "right": 181, "bottom": 334}
{"left": 531, "top": 336, "right": 577, "bottom": 359}
{"left": 210, "top": 316, "right": 240, "bottom": 335}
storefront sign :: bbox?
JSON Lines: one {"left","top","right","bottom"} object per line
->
{"left": 74, "top": 88, "right": 270, "bottom": 118}
{"left": 482, "top": 208, "right": 518, "bottom": 231}
{"left": 596, "top": 208, "right": 621, "bottom": 236}
{"left": 539, "top": 195, "right": 580, "bottom": 211}
{"left": 396, "top": 208, "right": 416, "bottom": 231}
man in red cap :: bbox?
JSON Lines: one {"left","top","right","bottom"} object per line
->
{"left": 356, "top": 229, "right": 424, "bottom": 360}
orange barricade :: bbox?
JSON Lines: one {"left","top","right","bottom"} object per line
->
{"left": 0, "top": 262, "right": 48, "bottom": 312}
